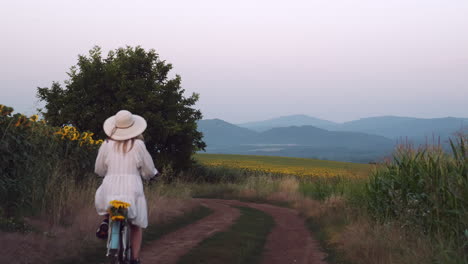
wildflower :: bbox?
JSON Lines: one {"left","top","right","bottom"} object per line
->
{"left": 70, "top": 132, "right": 80, "bottom": 141}
{"left": 0, "top": 106, "right": 13, "bottom": 116}
{"left": 96, "top": 139, "right": 104, "bottom": 145}
{"left": 110, "top": 200, "right": 131, "bottom": 209}
{"left": 29, "top": 115, "right": 39, "bottom": 122}
{"left": 14, "top": 115, "right": 26, "bottom": 127}
{"left": 81, "top": 132, "right": 89, "bottom": 140}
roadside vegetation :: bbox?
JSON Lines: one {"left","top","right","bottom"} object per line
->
{"left": 0, "top": 104, "right": 100, "bottom": 222}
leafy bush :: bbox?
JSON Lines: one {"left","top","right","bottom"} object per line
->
{"left": 37, "top": 46, "right": 205, "bottom": 171}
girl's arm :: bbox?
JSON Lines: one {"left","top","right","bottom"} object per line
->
{"left": 94, "top": 142, "right": 108, "bottom": 177}
{"left": 136, "top": 140, "right": 158, "bottom": 180}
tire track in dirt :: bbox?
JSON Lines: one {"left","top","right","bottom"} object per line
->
{"left": 141, "top": 199, "right": 327, "bottom": 264}
{"left": 140, "top": 200, "right": 240, "bottom": 264}
{"left": 201, "top": 199, "right": 327, "bottom": 264}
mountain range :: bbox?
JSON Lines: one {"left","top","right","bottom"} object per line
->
{"left": 238, "top": 115, "right": 467, "bottom": 140}
{"left": 197, "top": 115, "right": 468, "bottom": 163}
{"left": 238, "top": 115, "right": 338, "bottom": 131}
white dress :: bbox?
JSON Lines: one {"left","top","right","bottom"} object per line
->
{"left": 94, "top": 139, "right": 157, "bottom": 228}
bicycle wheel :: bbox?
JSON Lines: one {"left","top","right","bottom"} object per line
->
{"left": 121, "top": 223, "right": 132, "bottom": 263}
{"left": 107, "top": 221, "right": 123, "bottom": 264}
{"left": 109, "top": 238, "right": 125, "bottom": 264}
{"left": 115, "top": 222, "right": 131, "bottom": 264}
{"left": 108, "top": 249, "right": 119, "bottom": 264}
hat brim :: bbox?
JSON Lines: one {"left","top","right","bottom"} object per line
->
{"left": 103, "top": 114, "right": 147, "bottom": 140}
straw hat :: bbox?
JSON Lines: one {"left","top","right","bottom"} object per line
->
{"left": 103, "top": 110, "right": 147, "bottom": 140}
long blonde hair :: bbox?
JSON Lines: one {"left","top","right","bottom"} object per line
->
{"left": 110, "top": 134, "right": 144, "bottom": 153}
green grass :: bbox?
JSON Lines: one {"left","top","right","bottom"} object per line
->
{"left": 298, "top": 176, "right": 368, "bottom": 204}
{"left": 177, "top": 206, "right": 275, "bottom": 264}
{"left": 55, "top": 205, "right": 213, "bottom": 264}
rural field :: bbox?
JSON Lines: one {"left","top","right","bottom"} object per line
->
{"left": 195, "top": 153, "right": 372, "bottom": 178}
{"left": 1, "top": 104, "right": 468, "bottom": 264}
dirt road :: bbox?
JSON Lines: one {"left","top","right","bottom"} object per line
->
{"left": 140, "top": 199, "right": 327, "bottom": 264}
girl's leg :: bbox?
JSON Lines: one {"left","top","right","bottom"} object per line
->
{"left": 130, "top": 224, "right": 142, "bottom": 260}
{"left": 96, "top": 215, "right": 110, "bottom": 239}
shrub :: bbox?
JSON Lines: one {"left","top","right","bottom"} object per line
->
{"left": 37, "top": 46, "right": 205, "bottom": 171}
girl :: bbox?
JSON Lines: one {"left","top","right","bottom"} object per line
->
{"left": 95, "top": 110, "right": 157, "bottom": 264}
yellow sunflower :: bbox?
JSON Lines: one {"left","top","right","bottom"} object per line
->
{"left": 29, "top": 115, "right": 39, "bottom": 122}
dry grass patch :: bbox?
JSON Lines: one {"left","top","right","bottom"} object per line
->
{"left": 0, "top": 197, "right": 98, "bottom": 264}
{"left": 293, "top": 195, "right": 435, "bottom": 264}
{"left": 266, "top": 177, "right": 301, "bottom": 202}
{"left": 336, "top": 219, "right": 433, "bottom": 264}
{"left": 0, "top": 184, "right": 198, "bottom": 264}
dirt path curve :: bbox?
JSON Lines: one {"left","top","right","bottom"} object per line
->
{"left": 202, "top": 199, "right": 328, "bottom": 264}
{"left": 141, "top": 199, "right": 327, "bottom": 264}
{"left": 140, "top": 200, "right": 241, "bottom": 264}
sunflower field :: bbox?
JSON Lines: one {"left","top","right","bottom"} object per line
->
{"left": 0, "top": 104, "right": 102, "bottom": 218}
{"left": 195, "top": 153, "right": 371, "bottom": 178}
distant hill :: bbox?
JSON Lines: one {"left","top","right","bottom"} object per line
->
{"left": 197, "top": 119, "right": 258, "bottom": 147}
{"left": 238, "top": 114, "right": 468, "bottom": 144}
{"left": 197, "top": 119, "right": 394, "bottom": 163}
{"left": 238, "top": 115, "right": 338, "bottom": 132}
{"left": 258, "top": 126, "right": 393, "bottom": 150}
{"left": 338, "top": 116, "right": 468, "bottom": 143}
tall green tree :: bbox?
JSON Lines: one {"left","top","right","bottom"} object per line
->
{"left": 37, "top": 46, "right": 206, "bottom": 170}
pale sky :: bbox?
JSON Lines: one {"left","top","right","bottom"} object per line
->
{"left": 1, "top": 0, "right": 467, "bottom": 123}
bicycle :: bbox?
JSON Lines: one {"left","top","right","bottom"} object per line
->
{"left": 106, "top": 201, "right": 132, "bottom": 264}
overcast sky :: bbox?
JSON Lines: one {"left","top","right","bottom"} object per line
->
{"left": 1, "top": 0, "right": 467, "bottom": 123}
